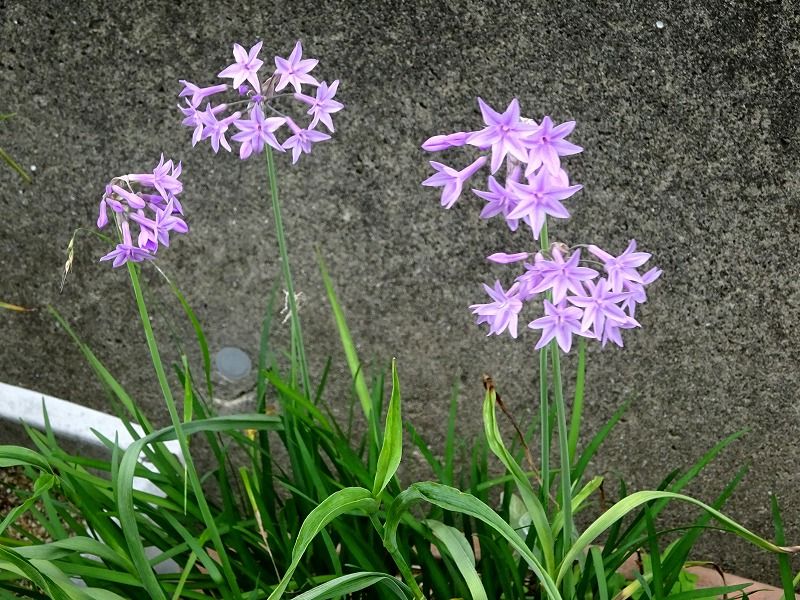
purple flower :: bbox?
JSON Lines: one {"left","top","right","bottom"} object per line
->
{"left": 622, "top": 267, "right": 662, "bottom": 316}
{"left": 588, "top": 240, "right": 652, "bottom": 293}
{"left": 199, "top": 104, "right": 242, "bottom": 153}
{"left": 178, "top": 81, "right": 228, "bottom": 107}
{"left": 274, "top": 41, "right": 319, "bottom": 93}
{"left": 231, "top": 105, "right": 286, "bottom": 159}
{"left": 600, "top": 315, "right": 640, "bottom": 348}
{"left": 524, "top": 116, "right": 583, "bottom": 176}
{"left": 473, "top": 173, "right": 524, "bottom": 231}
{"left": 99, "top": 221, "right": 155, "bottom": 268}
{"left": 487, "top": 252, "right": 530, "bottom": 264}
{"left": 515, "top": 252, "right": 546, "bottom": 300}
{"left": 111, "top": 184, "right": 146, "bottom": 209}
{"left": 529, "top": 300, "right": 587, "bottom": 352}
{"left": 282, "top": 117, "right": 331, "bottom": 164}
{"left": 218, "top": 41, "right": 264, "bottom": 93}
{"left": 506, "top": 169, "right": 582, "bottom": 239}
{"left": 467, "top": 98, "right": 537, "bottom": 174}
{"left": 568, "top": 277, "right": 634, "bottom": 337}
{"left": 422, "top": 156, "right": 487, "bottom": 209}
{"left": 180, "top": 101, "right": 226, "bottom": 146}
{"left": 294, "top": 80, "right": 343, "bottom": 132}
{"left": 527, "top": 247, "right": 598, "bottom": 303}
{"left": 470, "top": 281, "right": 524, "bottom": 338}
{"left": 421, "top": 132, "right": 470, "bottom": 152}
{"left": 129, "top": 198, "right": 189, "bottom": 250}
{"left": 126, "top": 154, "right": 183, "bottom": 200}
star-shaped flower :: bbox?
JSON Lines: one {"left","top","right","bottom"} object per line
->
{"left": 422, "top": 156, "right": 487, "bottom": 209}
{"left": 218, "top": 41, "right": 264, "bottom": 93}
{"left": 473, "top": 173, "right": 524, "bottom": 231}
{"left": 588, "top": 240, "right": 652, "bottom": 293}
{"left": 568, "top": 277, "right": 634, "bottom": 337}
{"left": 231, "top": 105, "right": 286, "bottom": 160}
{"left": 506, "top": 169, "right": 582, "bottom": 239}
{"left": 467, "top": 98, "right": 537, "bottom": 173}
{"left": 282, "top": 118, "right": 330, "bottom": 163}
{"left": 274, "top": 41, "right": 319, "bottom": 93}
{"left": 524, "top": 116, "right": 583, "bottom": 176}
{"left": 127, "top": 154, "right": 183, "bottom": 201}
{"left": 199, "top": 105, "right": 242, "bottom": 153}
{"left": 129, "top": 198, "right": 189, "bottom": 251}
{"left": 470, "top": 281, "right": 524, "bottom": 338}
{"left": 526, "top": 247, "right": 598, "bottom": 304}
{"left": 294, "top": 80, "right": 343, "bottom": 132}
{"left": 529, "top": 300, "right": 587, "bottom": 353}
{"left": 99, "top": 221, "right": 154, "bottom": 268}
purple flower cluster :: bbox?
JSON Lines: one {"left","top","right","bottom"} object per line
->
{"left": 179, "top": 41, "right": 342, "bottom": 163}
{"left": 422, "top": 98, "right": 661, "bottom": 351}
{"left": 97, "top": 155, "right": 188, "bottom": 267}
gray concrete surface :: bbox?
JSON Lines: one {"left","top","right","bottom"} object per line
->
{"left": 2, "top": 0, "right": 799, "bottom": 585}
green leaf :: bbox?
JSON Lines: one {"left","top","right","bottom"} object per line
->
{"left": 0, "top": 446, "right": 53, "bottom": 471}
{"left": 116, "top": 415, "right": 281, "bottom": 600}
{"left": 558, "top": 490, "right": 800, "bottom": 586}
{"left": 482, "top": 388, "right": 555, "bottom": 576}
{"left": 384, "top": 482, "right": 562, "bottom": 600}
{"left": 291, "top": 572, "right": 411, "bottom": 600}
{"left": 267, "top": 487, "right": 379, "bottom": 600}
{"left": 372, "top": 359, "right": 403, "bottom": 497}
{"left": 425, "top": 520, "right": 487, "bottom": 600}
{"left": 770, "top": 494, "right": 796, "bottom": 600}
{"left": 318, "top": 253, "right": 373, "bottom": 421}
{"left": 0, "top": 146, "right": 32, "bottom": 183}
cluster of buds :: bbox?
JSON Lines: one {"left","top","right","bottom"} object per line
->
{"left": 97, "top": 155, "right": 187, "bottom": 267}
{"left": 422, "top": 98, "right": 660, "bottom": 351}
{"left": 178, "top": 40, "right": 342, "bottom": 163}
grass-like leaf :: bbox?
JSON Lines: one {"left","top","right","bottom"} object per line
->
{"left": 426, "top": 519, "right": 487, "bottom": 600}
{"left": 372, "top": 359, "right": 403, "bottom": 497}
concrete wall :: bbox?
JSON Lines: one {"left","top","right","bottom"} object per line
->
{"left": 2, "top": 0, "right": 799, "bottom": 583}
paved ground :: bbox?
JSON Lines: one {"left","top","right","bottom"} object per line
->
{"left": 2, "top": 0, "right": 799, "bottom": 583}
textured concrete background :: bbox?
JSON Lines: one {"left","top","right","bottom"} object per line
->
{"left": 2, "top": 0, "right": 799, "bottom": 584}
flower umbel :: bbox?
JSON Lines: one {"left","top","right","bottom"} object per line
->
{"left": 179, "top": 39, "right": 340, "bottom": 162}
{"left": 96, "top": 157, "right": 188, "bottom": 267}
{"left": 422, "top": 96, "right": 659, "bottom": 350}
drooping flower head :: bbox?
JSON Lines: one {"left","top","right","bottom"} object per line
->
{"left": 179, "top": 39, "right": 341, "bottom": 162}
{"left": 96, "top": 157, "right": 188, "bottom": 268}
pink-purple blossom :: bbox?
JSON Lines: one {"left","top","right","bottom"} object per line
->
{"left": 424, "top": 96, "right": 659, "bottom": 351}
{"left": 422, "top": 156, "right": 487, "bottom": 209}
{"left": 529, "top": 300, "right": 587, "bottom": 352}
{"left": 274, "top": 40, "right": 319, "bottom": 93}
{"left": 232, "top": 105, "right": 285, "bottom": 159}
{"left": 294, "top": 80, "right": 343, "bottom": 132}
{"left": 179, "top": 39, "right": 340, "bottom": 162}
{"left": 524, "top": 116, "right": 583, "bottom": 176}
{"left": 468, "top": 98, "right": 537, "bottom": 174}
{"left": 96, "top": 157, "right": 188, "bottom": 268}
{"left": 469, "top": 281, "right": 524, "bottom": 338}
{"left": 282, "top": 118, "right": 331, "bottom": 164}
{"left": 218, "top": 42, "right": 264, "bottom": 93}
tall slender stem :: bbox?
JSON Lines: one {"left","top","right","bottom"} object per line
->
{"left": 538, "top": 221, "right": 574, "bottom": 595}
{"left": 127, "top": 263, "right": 241, "bottom": 598}
{"left": 539, "top": 224, "right": 551, "bottom": 509}
{"left": 551, "top": 346, "right": 574, "bottom": 595}
{"left": 265, "top": 148, "right": 312, "bottom": 397}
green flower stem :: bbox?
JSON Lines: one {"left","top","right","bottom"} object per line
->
{"left": 538, "top": 222, "right": 574, "bottom": 595}
{"left": 568, "top": 337, "right": 586, "bottom": 462}
{"left": 370, "top": 514, "right": 424, "bottom": 599}
{"left": 127, "top": 263, "right": 241, "bottom": 598}
{"left": 539, "top": 225, "right": 551, "bottom": 510}
{"left": 551, "top": 346, "right": 574, "bottom": 595}
{"left": 265, "top": 147, "right": 312, "bottom": 397}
